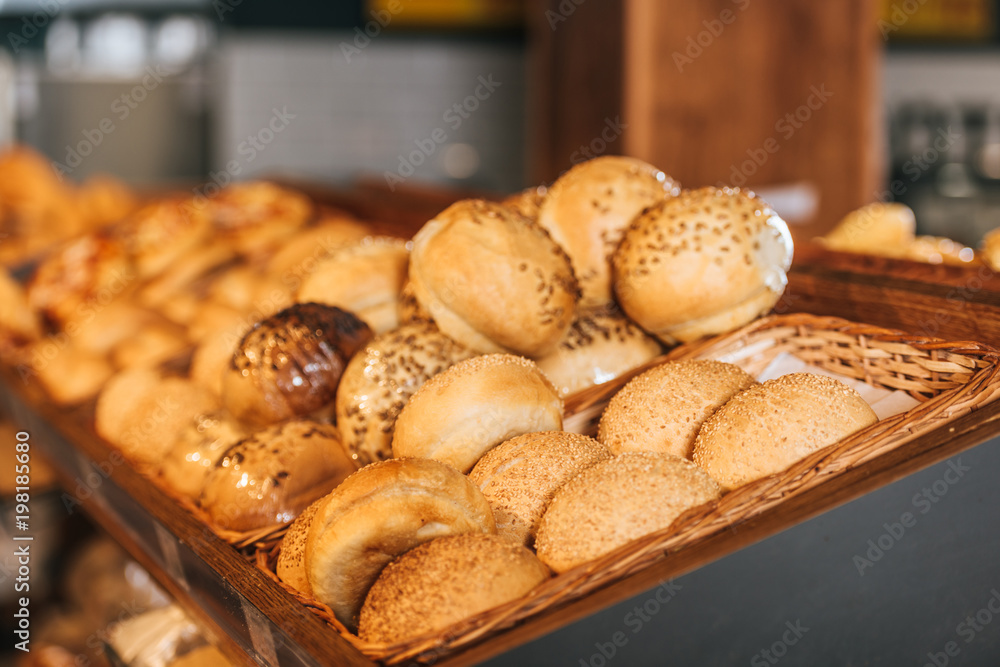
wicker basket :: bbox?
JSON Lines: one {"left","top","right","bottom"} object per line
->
{"left": 258, "top": 313, "right": 1000, "bottom": 665}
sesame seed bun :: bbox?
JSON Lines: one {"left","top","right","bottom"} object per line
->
{"left": 534, "top": 452, "right": 721, "bottom": 573}
{"left": 534, "top": 307, "right": 662, "bottom": 397}
{"left": 336, "top": 322, "right": 476, "bottom": 466}
{"left": 501, "top": 185, "right": 548, "bottom": 223}
{"left": 612, "top": 187, "right": 793, "bottom": 343}
{"left": 358, "top": 534, "right": 549, "bottom": 644}
{"left": 276, "top": 496, "right": 325, "bottom": 597}
{"left": 304, "top": 458, "right": 496, "bottom": 629}
{"left": 537, "top": 156, "right": 679, "bottom": 307}
{"left": 692, "top": 373, "right": 879, "bottom": 490}
{"left": 598, "top": 360, "right": 756, "bottom": 458}
{"left": 468, "top": 431, "right": 611, "bottom": 546}
{"left": 392, "top": 354, "right": 563, "bottom": 473}
{"left": 408, "top": 199, "right": 579, "bottom": 357}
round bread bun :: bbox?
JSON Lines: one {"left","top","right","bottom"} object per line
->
{"left": 537, "top": 156, "right": 679, "bottom": 307}
{"left": 203, "top": 181, "right": 314, "bottom": 256}
{"left": 392, "top": 354, "right": 563, "bottom": 473}
{"left": 692, "top": 372, "right": 878, "bottom": 490}
{"left": 276, "top": 496, "right": 325, "bottom": 596}
{"left": 95, "top": 369, "right": 218, "bottom": 465}
{"left": 297, "top": 237, "right": 409, "bottom": 334}
{"left": 336, "top": 322, "right": 476, "bottom": 466}
{"left": 358, "top": 534, "right": 549, "bottom": 643}
{"left": 535, "top": 307, "right": 662, "bottom": 397}
{"left": 534, "top": 452, "right": 721, "bottom": 573}
{"left": 199, "top": 419, "right": 356, "bottom": 531}
{"left": 222, "top": 303, "right": 372, "bottom": 426}
{"left": 819, "top": 202, "right": 915, "bottom": 255}
{"left": 598, "top": 360, "right": 757, "bottom": 458}
{"left": 114, "top": 197, "right": 211, "bottom": 280}
{"left": 0, "top": 267, "right": 41, "bottom": 343}
{"left": 468, "top": 431, "right": 610, "bottom": 546}
{"left": 159, "top": 411, "right": 248, "bottom": 500}
{"left": 409, "top": 199, "right": 579, "bottom": 357}
{"left": 305, "top": 458, "right": 496, "bottom": 629}
{"left": 266, "top": 216, "right": 372, "bottom": 278}
{"left": 29, "top": 341, "right": 114, "bottom": 406}
{"left": 613, "top": 187, "right": 793, "bottom": 344}
{"left": 501, "top": 185, "right": 548, "bottom": 222}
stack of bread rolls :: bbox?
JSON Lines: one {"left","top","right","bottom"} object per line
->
{"left": 3, "top": 153, "right": 892, "bottom": 648}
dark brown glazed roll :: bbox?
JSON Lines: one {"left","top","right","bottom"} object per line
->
{"left": 222, "top": 302, "right": 373, "bottom": 426}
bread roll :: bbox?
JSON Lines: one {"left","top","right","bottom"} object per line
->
{"left": 613, "top": 187, "right": 793, "bottom": 344}
{"left": 468, "top": 431, "right": 610, "bottom": 546}
{"left": 535, "top": 307, "right": 662, "bottom": 397}
{"left": 25, "top": 341, "right": 114, "bottom": 406}
{"left": 358, "top": 534, "right": 549, "bottom": 643}
{"left": 266, "top": 216, "right": 372, "bottom": 278}
{"left": 199, "top": 420, "right": 355, "bottom": 531}
{"left": 203, "top": 181, "right": 314, "bottom": 256}
{"left": 397, "top": 279, "right": 432, "bottom": 326}
{"left": 222, "top": 303, "right": 372, "bottom": 426}
{"left": 159, "top": 411, "right": 247, "bottom": 500}
{"left": 537, "top": 156, "right": 679, "bottom": 307}
{"left": 0, "top": 267, "right": 41, "bottom": 343}
{"left": 110, "top": 322, "right": 188, "bottom": 370}
{"left": 501, "top": 185, "right": 548, "bottom": 222}
{"left": 598, "top": 360, "right": 756, "bottom": 458}
{"left": 297, "top": 237, "right": 409, "bottom": 334}
{"left": 392, "top": 354, "right": 563, "bottom": 473}
{"left": 114, "top": 198, "right": 211, "bottom": 280}
{"left": 276, "top": 496, "right": 324, "bottom": 596}
{"left": 534, "top": 452, "right": 721, "bottom": 573}
{"left": 305, "top": 458, "right": 496, "bottom": 628}
{"left": 95, "top": 369, "right": 218, "bottom": 465}
{"left": 692, "top": 372, "right": 878, "bottom": 490}
{"left": 409, "top": 199, "right": 578, "bottom": 357}
{"left": 820, "top": 202, "right": 915, "bottom": 256}
{"left": 336, "top": 322, "right": 476, "bottom": 466}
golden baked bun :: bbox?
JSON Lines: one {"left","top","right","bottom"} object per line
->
{"left": 468, "top": 431, "right": 610, "bottom": 546}
{"left": 305, "top": 458, "right": 496, "bottom": 628}
{"left": 202, "top": 181, "right": 314, "bottom": 256}
{"left": 266, "top": 215, "right": 373, "bottom": 280}
{"left": 397, "top": 279, "right": 432, "bottom": 326}
{"left": 199, "top": 420, "right": 356, "bottom": 531}
{"left": 392, "top": 354, "right": 563, "bottom": 473}
{"left": 534, "top": 452, "right": 721, "bottom": 573}
{"left": 22, "top": 341, "right": 114, "bottom": 406}
{"left": 904, "top": 235, "right": 978, "bottom": 266}
{"left": 114, "top": 198, "right": 211, "bottom": 280}
{"left": 222, "top": 303, "right": 372, "bottom": 426}
{"left": 110, "top": 322, "right": 188, "bottom": 370}
{"left": 409, "top": 199, "right": 579, "bottom": 357}
{"left": 501, "top": 185, "right": 548, "bottom": 222}
{"left": 297, "top": 237, "right": 409, "bottom": 334}
{"left": 693, "top": 373, "right": 878, "bottom": 490}
{"left": 27, "top": 233, "right": 134, "bottom": 325}
{"left": 159, "top": 411, "right": 248, "bottom": 500}
{"left": 537, "top": 156, "right": 679, "bottom": 307}
{"left": 613, "top": 187, "right": 793, "bottom": 344}
{"left": 819, "top": 202, "right": 915, "bottom": 256}
{"left": 336, "top": 322, "right": 476, "bottom": 466}
{"left": 75, "top": 174, "right": 137, "bottom": 229}
{"left": 276, "top": 497, "right": 324, "bottom": 596}
{"left": 0, "top": 267, "right": 41, "bottom": 344}
{"left": 535, "top": 307, "right": 662, "bottom": 397}
{"left": 358, "top": 534, "right": 549, "bottom": 643}
{"left": 95, "top": 369, "right": 219, "bottom": 465}
{"left": 598, "top": 360, "right": 756, "bottom": 458}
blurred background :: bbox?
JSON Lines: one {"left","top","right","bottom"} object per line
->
{"left": 0, "top": 0, "right": 997, "bottom": 238}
